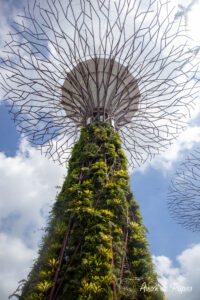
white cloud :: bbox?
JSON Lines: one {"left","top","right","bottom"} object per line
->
{"left": 179, "top": 0, "right": 200, "bottom": 46}
{"left": 0, "top": 138, "right": 66, "bottom": 246}
{"left": 0, "top": 0, "right": 27, "bottom": 53}
{"left": 153, "top": 244, "right": 200, "bottom": 300}
{"left": 137, "top": 123, "right": 200, "bottom": 173}
{"left": 0, "top": 138, "right": 66, "bottom": 299}
{"left": 0, "top": 0, "right": 28, "bottom": 102}
{"left": 0, "top": 233, "right": 36, "bottom": 300}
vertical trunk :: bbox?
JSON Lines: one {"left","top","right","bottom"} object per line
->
{"left": 20, "top": 123, "right": 165, "bottom": 300}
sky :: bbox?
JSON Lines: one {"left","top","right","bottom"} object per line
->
{"left": 1, "top": 0, "right": 200, "bottom": 299}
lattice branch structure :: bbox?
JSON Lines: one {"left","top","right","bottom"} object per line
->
{"left": 1, "top": 0, "right": 199, "bottom": 167}
{"left": 168, "top": 147, "right": 200, "bottom": 232}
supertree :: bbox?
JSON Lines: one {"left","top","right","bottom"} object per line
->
{"left": 1, "top": 0, "right": 199, "bottom": 299}
{"left": 168, "top": 147, "right": 200, "bottom": 232}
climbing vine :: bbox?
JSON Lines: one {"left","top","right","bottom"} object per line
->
{"left": 16, "top": 123, "right": 165, "bottom": 300}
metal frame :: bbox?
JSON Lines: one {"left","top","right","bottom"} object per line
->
{"left": 1, "top": 0, "right": 199, "bottom": 167}
{"left": 168, "top": 148, "right": 200, "bottom": 232}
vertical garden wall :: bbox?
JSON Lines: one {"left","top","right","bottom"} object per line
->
{"left": 19, "top": 123, "right": 165, "bottom": 300}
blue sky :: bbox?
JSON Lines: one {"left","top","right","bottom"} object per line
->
{"left": 132, "top": 167, "right": 200, "bottom": 260}
{"left": 1, "top": 0, "right": 200, "bottom": 299}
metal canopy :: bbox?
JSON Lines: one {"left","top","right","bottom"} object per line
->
{"left": 62, "top": 58, "right": 140, "bottom": 127}
{"left": 1, "top": 0, "right": 199, "bottom": 167}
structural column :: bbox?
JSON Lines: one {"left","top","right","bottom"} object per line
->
{"left": 20, "top": 123, "right": 165, "bottom": 300}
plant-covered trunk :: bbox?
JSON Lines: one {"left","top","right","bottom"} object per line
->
{"left": 19, "top": 123, "right": 165, "bottom": 300}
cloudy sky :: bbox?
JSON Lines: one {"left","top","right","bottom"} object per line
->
{"left": 1, "top": 0, "right": 200, "bottom": 299}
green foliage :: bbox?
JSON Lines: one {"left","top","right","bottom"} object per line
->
{"left": 19, "top": 122, "right": 165, "bottom": 300}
